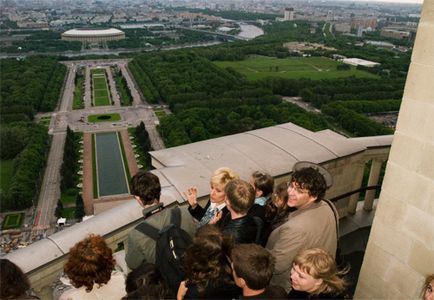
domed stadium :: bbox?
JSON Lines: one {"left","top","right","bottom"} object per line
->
{"left": 61, "top": 28, "right": 125, "bottom": 42}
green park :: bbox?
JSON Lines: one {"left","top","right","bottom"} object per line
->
{"left": 91, "top": 69, "right": 111, "bottom": 106}
{"left": 214, "top": 56, "right": 379, "bottom": 80}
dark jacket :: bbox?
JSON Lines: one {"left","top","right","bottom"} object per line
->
{"left": 184, "top": 277, "right": 241, "bottom": 299}
{"left": 188, "top": 200, "right": 229, "bottom": 227}
{"left": 288, "top": 289, "right": 348, "bottom": 299}
{"left": 240, "top": 285, "right": 288, "bottom": 299}
{"left": 221, "top": 214, "right": 263, "bottom": 244}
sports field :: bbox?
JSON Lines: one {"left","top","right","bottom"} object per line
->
{"left": 214, "top": 56, "right": 379, "bottom": 80}
{"left": 91, "top": 69, "right": 111, "bottom": 106}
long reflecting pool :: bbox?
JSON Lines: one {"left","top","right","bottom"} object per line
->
{"left": 94, "top": 132, "right": 129, "bottom": 197}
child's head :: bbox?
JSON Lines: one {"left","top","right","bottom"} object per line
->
{"left": 250, "top": 171, "right": 274, "bottom": 198}
{"left": 231, "top": 244, "right": 275, "bottom": 291}
{"left": 225, "top": 179, "right": 255, "bottom": 214}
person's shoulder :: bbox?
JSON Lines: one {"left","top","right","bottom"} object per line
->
{"left": 264, "top": 285, "right": 288, "bottom": 298}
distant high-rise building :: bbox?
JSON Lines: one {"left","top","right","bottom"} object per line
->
{"left": 357, "top": 26, "right": 364, "bottom": 37}
{"left": 327, "top": 10, "right": 333, "bottom": 21}
{"left": 284, "top": 7, "right": 294, "bottom": 21}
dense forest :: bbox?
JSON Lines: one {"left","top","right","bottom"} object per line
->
{"left": 0, "top": 30, "right": 81, "bottom": 53}
{"left": 128, "top": 45, "right": 397, "bottom": 147}
{"left": 130, "top": 51, "right": 332, "bottom": 147}
{"left": 0, "top": 123, "right": 49, "bottom": 211}
{"left": 0, "top": 56, "right": 67, "bottom": 122}
{"left": 0, "top": 56, "right": 66, "bottom": 211}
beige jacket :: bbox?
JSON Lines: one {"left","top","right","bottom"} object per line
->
{"left": 266, "top": 200, "right": 338, "bottom": 292}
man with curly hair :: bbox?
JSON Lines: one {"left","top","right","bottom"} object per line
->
{"left": 266, "top": 167, "right": 338, "bottom": 293}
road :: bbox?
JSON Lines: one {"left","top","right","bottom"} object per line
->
{"left": 119, "top": 61, "right": 165, "bottom": 149}
{"left": 32, "top": 132, "right": 66, "bottom": 235}
{"left": 32, "top": 63, "right": 75, "bottom": 236}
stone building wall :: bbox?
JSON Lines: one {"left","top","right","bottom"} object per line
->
{"left": 355, "top": 0, "right": 434, "bottom": 298}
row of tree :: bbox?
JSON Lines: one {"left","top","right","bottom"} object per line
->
{"left": 60, "top": 127, "right": 81, "bottom": 193}
{"left": 133, "top": 122, "right": 153, "bottom": 167}
{"left": 0, "top": 124, "right": 49, "bottom": 211}
{"left": 113, "top": 69, "right": 133, "bottom": 106}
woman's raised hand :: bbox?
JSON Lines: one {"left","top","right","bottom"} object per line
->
{"left": 183, "top": 187, "right": 198, "bottom": 208}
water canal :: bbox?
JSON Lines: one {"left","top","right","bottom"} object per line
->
{"left": 94, "top": 132, "right": 129, "bottom": 197}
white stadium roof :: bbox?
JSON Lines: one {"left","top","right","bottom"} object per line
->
{"left": 62, "top": 28, "right": 124, "bottom": 37}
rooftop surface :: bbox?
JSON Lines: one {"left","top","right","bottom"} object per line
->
{"left": 62, "top": 28, "right": 124, "bottom": 36}
{"left": 151, "top": 122, "right": 392, "bottom": 204}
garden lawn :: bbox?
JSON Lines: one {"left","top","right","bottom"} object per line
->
{"left": 2, "top": 213, "right": 24, "bottom": 230}
{"left": 214, "top": 56, "right": 379, "bottom": 80}
{"left": 62, "top": 207, "right": 75, "bottom": 219}
{"left": 92, "top": 72, "right": 111, "bottom": 106}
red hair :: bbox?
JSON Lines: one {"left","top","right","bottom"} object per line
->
{"left": 64, "top": 234, "right": 115, "bottom": 292}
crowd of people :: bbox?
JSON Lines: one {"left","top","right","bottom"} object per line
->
{"left": 1, "top": 165, "right": 432, "bottom": 300}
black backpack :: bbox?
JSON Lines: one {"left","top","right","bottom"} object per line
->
{"left": 135, "top": 207, "right": 192, "bottom": 293}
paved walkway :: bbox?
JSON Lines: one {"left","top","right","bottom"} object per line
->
{"left": 82, "top": 132, "right": 94, "bottom": 215}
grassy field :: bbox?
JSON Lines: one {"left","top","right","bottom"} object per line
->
{"left": 2, "top": 213, "right": 24, "bottom": 230}
{"left": 62, "top": 207, "right": 75, "bottom": 219}
{"left": 38, "top": 117, "right": 51, "bottom": 128}
{"left": 0, "top": 159, "right": 14, "bottom": 192}
{"left": 91, "top": 69, "right": 111, "bottom": 106}
{"left": 154, "top": 110, "right": 167, "bottom": 120}
{"left": 214, "top": 56, "right": 379, "bottom": 80}
{"left": 91, "top": 68, "right": 106, "bottom": 74}
{"left": 88, "top": 113, "right": 121, "bottom": 123}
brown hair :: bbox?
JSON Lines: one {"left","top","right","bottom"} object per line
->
{"left": 130, "top": 171, "right": 161, "bottom": 205}
{"left": 421, "top": 274, "right": 434, "bottom": 299}
{"left": 123, "top": 263, "right": 172, "bottom": 299}
{"left": 231, "top": 244, "right": 274, "bottom": 290}
{"left": 251, "top": 171, "right": 274, "bottom": 198}
{"left": 293, "top": 248, "right": 348, "bottom": 296}
{"left": 225, "top": 179, "right": 255, "bottom": 214}
{"left": 0, "top": 259, "right": 31, "bottom": 298}
{"left": 265, "top": 181, "right": 291, "bottom": 223}
{"left": 64, "top": 234, "right": 115, "bottom": 292}
{"left": 182, "top": 225, "right": 234, "bottom": 296}
{"left": 291, "top": 167, "right": 327, "bottom": 202}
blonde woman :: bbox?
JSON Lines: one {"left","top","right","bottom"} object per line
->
{"left": 184, "top": 167, "right": 238, "bottom": 227}
{"left": 422, "top": 274, "right": 434, "bottom": 300}
{"left": 288, "top": 248, "right": 349, "bottom": 299}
